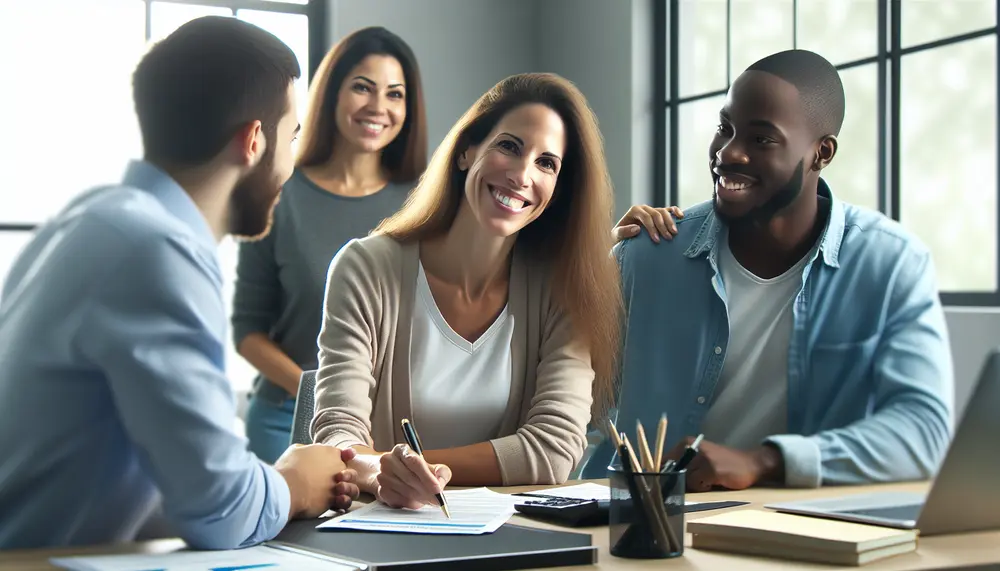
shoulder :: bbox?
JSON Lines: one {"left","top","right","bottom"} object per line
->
{"left": 613, "top": 200, "right": 715, "bottom": 272}
{"left": 328, "top": 233, "right": 408, "bottom": 284}
{"left": 837, "top": 201, "right": 932, "bottom": 267}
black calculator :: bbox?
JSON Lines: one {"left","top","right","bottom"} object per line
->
{"left": 514, "top": 497, "right": 610, "bottom": 527}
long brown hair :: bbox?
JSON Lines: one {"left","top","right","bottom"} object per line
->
{"left": 376, "top": 73, "right": 622, "bottom": 418}
{"left": 295, "top": 26, "right": 427, "bottom": 183}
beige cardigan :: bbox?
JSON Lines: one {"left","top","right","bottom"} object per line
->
{"left": 310, "top": 234, "right": 594, "bottom": 485}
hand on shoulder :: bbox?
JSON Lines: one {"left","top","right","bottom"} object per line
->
{"left": 613, "top": 205, "right": 684, "bottom": 243}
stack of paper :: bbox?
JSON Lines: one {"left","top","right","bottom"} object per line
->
{"left": 688, "top": 510, "right": 919, "bottom": 566}
{"left": 318, "top": 487, "right": 520, "bottom": 535}
{"left": 51, "top": 544, "right": 362, "bottom": 571}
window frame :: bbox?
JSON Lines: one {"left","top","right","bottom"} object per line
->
{"left": 653, "top": 0, "right": 1000, "bottom": 306}
{"left": 0, "top": 0, "right": 327, "bottom": 229}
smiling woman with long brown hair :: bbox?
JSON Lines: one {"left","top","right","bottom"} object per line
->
{"left": 308, "top": 72, "right": 627, "bottom": 510}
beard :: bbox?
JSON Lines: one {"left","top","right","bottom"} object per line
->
{"left": 229, "top": 147, "right": 282, "bottom": 242}
{"left": 714, "top": 159, "right": 805, "bottom": 228}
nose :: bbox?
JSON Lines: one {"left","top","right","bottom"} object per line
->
{"left": 715, "top": 137, "right": 749, "bottom": 166}
{"left": 506, "top": 160, "right": 531, "bottom": 189}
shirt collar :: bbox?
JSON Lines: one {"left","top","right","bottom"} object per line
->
{"left": 684, "top": 177, "right": 845, "bottom": 269}
{"left": 121, "top": 160, "right": 217, "bottom": 251}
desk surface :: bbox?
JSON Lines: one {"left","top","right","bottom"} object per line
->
{"left": 4, "top": 481, "right": 998, "bottom": 570}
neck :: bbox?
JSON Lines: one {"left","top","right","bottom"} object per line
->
{"left": 312, "top": 144, "right": 388, "bottom": 197}
{"left": 420, "top": 202, "right": 516, "bottom": 299}
{"left": 728, "top": 179, "right": 826, "bottom": 277}
{"left": 158, "top": 160, "right": 238, "bottom": 243}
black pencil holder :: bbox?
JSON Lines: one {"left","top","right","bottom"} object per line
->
{"left": 608, "top": 465, "right": 685, "bottom": 559}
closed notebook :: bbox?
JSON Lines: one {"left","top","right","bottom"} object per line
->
{"left": 688, "top": 510, "right": 917, "bottom": 566}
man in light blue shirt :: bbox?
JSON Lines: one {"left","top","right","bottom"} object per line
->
{"left": 583, "top": 50, "right": 953, "bottom": 489}
{"left": 0, "top": 17, "right": 358, "bottom": 550}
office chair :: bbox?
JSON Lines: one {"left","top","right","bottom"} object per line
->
{"left": 290, "top": 369, "right": 317, "bottom": 446}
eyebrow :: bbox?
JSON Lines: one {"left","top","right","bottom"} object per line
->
{"left": 500, "top": 132, "right": 562, "bottom": 161}
{"left": 719, "top": 111, "right": 782, "bottom": 133}
{"left": 294, "top": 124, "right": 301, "bottom": 135}
{"left": 352, "top": 75, "right": 406, "bottom": 90}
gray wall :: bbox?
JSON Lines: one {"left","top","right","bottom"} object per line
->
{"left": 327, "top": 0, "right": 996, "bottom": 423}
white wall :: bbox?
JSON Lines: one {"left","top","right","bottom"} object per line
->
{"left": 944, "top": 309, "right": 1000, "bottom": 420}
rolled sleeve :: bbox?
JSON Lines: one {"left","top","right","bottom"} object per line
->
{"left": 764, "top": 434, "right": 822, "bottom": 488}
{"left": 77, "top": 234, "right": 290, "bottom": 549}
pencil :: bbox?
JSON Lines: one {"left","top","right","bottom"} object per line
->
{"left": 636, "top": 420, "right": 655, "bottom": 472}
{"left": 653, "top": 414, "right": 667, "bottom": 471}
{"left": 400, "top": 419, "right": 451, "bottom": 519}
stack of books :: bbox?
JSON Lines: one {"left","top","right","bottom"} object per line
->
{"left": 688, "top": 509, "right": 918, "bottom": 566}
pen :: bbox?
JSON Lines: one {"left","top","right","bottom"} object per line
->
{"left": 400, "top": 418, "right": 451, "bottom": 519}
{"left": 672, "top": 433, "right": 704, "bottom": 472}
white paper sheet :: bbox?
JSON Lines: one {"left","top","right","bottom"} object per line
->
{"left": 50, "top": 544, "right": 362, "bottom": 571}
{"left": 317, "top": 487, "right": 519, "bottom": 535}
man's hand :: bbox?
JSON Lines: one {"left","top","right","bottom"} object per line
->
{"left": 275, "top": 444, "right": 361, "bottom": 519}
{"left": 666, "top": 437, "right": 784, "bottom": 492}
{"left": 612, "top": 205, "right": 684, "bottom": 243}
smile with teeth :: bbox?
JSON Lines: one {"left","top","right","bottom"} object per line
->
{"left": 718, "top": 175, "right": 754, "bottom": 191}
{"left": 490, "top": 185, "right": 530, "bottom": 212}
{"left": 358, "top": 120, "right": 385, "bottom": 134}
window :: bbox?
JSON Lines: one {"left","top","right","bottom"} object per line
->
{"left": 656, "top": 0, "right": 999, "bottom": 305}
{"left": 0, "top": 0, "right": 326, "bottom": 391}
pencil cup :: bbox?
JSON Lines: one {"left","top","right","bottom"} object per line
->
{"left": 608, "top": 465, "right": 685, "bottom": 559}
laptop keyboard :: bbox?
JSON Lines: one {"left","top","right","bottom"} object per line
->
{"left": 840, "top": 504, "right": 922, "bottom": 522}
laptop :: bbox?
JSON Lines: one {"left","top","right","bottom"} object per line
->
{"left": 765, "top": 348, "right": 1000, "bottom": 536}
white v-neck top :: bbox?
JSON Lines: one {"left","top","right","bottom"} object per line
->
{"left": 409, "top": 263, "right": 514, "bottom": 449}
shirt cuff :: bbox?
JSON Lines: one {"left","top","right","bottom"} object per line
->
{"left": 257, "top": 462, "right": 292, "bottom": 543}
{"left": 763, "top": 434, "right": 822, "bottom": 488}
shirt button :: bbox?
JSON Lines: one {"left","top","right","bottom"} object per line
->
{"left": 714, "top": 346, "right": 722, "bottom": 355}
{"left": 697, "top": 396, "right": 706, "bottom": 404}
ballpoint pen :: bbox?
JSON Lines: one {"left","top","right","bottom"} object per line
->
{"left": 400, "top": 418, "right": 452, "bottom": 519}
{"left": 672, "top": 433, "right": 704, "bottom": 472}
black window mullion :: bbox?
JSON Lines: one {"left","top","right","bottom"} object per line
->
{"left": 889, "top": 0, "right": 901, "bottom": 222}
{"left": 667, "top": 0, "right": 680, "bottom": 208}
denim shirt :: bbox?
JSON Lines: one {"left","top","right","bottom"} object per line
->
{"left": 581, "top": 180, "right": 954, "bottom": 487}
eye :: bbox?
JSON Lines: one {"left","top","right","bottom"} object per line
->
{"left": 388, "top": 90, "right": 405, "bottom": 100}
{"left": 538, "top": 157, "right": 557, "bottom": 171}
{"left": 351, "top": 83, "right": 371, "bottom": 93}
{"left": 497, "top": 139, "right": 519, "bottom": 152}
{"left": 756, "top": 135, "right": 776, "bottom": 145}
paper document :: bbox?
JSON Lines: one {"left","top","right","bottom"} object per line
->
{"left": 317, "top": 487, "right": 518, "bottom": 535}
{"left": 519, "top": 482, "right": 708, "bottom": 506}
{"left": 50, "top": 544, "right": 362, "bottom": 571}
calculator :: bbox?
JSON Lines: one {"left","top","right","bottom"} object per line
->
{"left": 514, "top": 497, "right": 610, "bottom": 527}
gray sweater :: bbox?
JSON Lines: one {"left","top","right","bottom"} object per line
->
{"left": 232, "top": 168, "right": 412, "bottom": 394}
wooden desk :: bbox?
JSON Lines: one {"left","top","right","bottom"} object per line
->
{"left": 4, "top": 481, "right": 999, "bottom": 570}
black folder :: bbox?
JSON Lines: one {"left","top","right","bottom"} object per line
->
{"left": 271, "top": 518, "right": 597, "bottom": 570}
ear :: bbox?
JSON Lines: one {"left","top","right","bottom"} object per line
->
{"left": 456, "top": 144, "right": 478, "bottom": 171}
{"left": 813, "top": 135, "right": 838, "bottom": 171}
{"left": 236, "top": 120, "right": 265, "bottom": 167}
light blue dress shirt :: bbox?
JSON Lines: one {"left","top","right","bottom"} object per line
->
{"left": 582, "top": 180, "right": 955, "bottom": 487}
{"left": 0, "top": 161, "right": 290, "bottom": 550}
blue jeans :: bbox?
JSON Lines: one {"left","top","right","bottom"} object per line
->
{"left": 245, "top": 380, "right": 296, "bottom": 464}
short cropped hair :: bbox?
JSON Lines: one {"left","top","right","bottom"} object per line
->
{"left": 746, "top": 49, "right": 846, "bottom": 137}
{"left": 133, "top": 16, "right": 301, "bottom": 166}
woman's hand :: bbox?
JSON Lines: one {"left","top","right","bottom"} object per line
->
{"left": 612, "top": 205, "right": 684, "bottom": 243}
{"left": 375, "top": 444, "right": 453, "bottom": 510}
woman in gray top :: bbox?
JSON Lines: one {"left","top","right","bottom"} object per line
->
{"left": 232, "top": 26, "right": 428, "bottom": 463}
